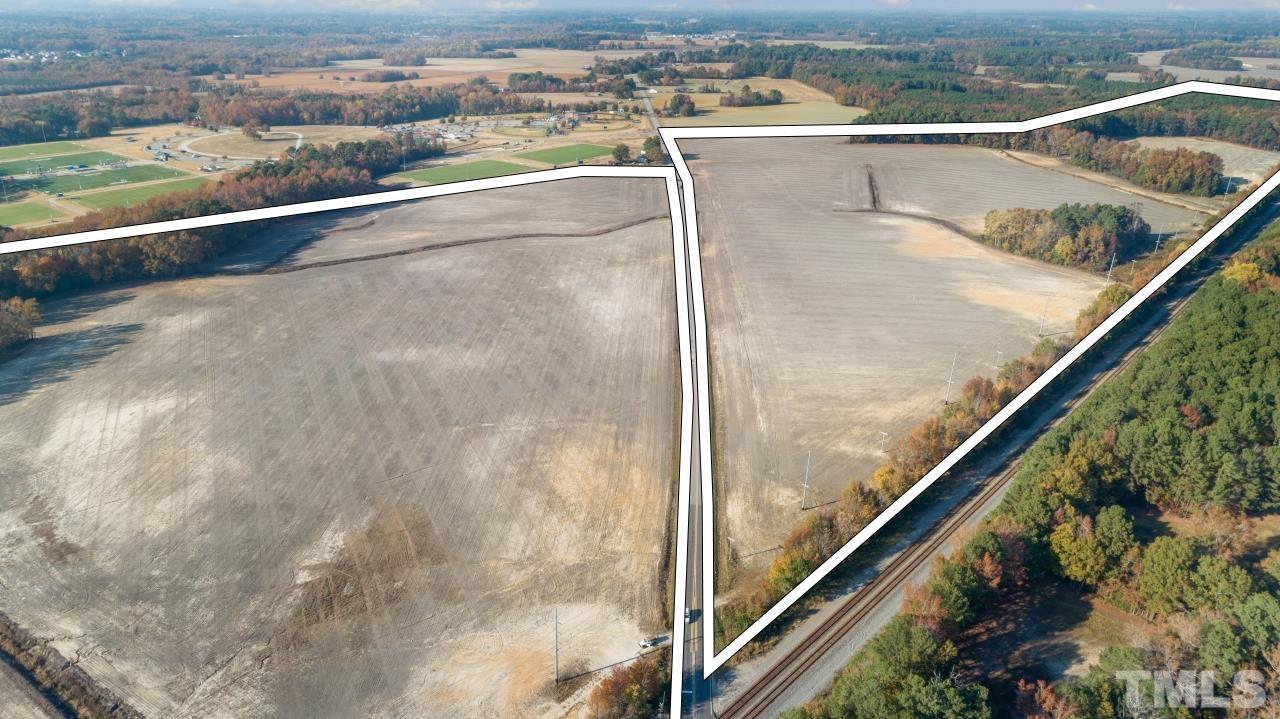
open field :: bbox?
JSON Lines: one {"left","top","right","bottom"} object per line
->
{"left": 515, "top": 143, "right": 613, "bottom": 165}
{"left": 0, "top": 201, "right": 62, "bottom": 227}
{"left": 395, "top": 159, "right": 531, "bottom": 185}
{"left": 0, "top": 151, "right": 127, "bottom": 176}
{"left": 650, "top": 78, "right": 867, "bottom": 127}
{"left": 681, "top": 138, "right": 1203, "bottom": 597}
{"left": 1128, "top": 49, "right": 1280, "bottom": 83}
{"left": 0, "top": 177, "right": 677, "bottom": 718}
{"left": 1130, "top": 135, "right": 1280, "bottom": 185}
{"left": 182, "top": 125, "right": 387, "bottom": 161}
{"left": 203, "top": 49, "right": 648, "bottom": 94}
{"left": 70, "top": 176, "right": 213, "bottom": 209}
{"left": 30, "top": 165, "right": 186, "bottom": 195}
{"left": 0, "top": 141, "right": 86, "bottom": 163}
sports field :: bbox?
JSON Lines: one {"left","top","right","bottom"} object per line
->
{"left": 515, "top": 143, "right": 612, "bottom": 165}
{"left": 0, "top": 151, "right": 128, "bottom": 176}
{"left": 0, "top": 141, "right": 86, "bottom": 162}
{"left": 0, "top": 201, "right": 62, "bottom": 226}
{"left": 398, "top": 160, "right": 530, "bottom": 185}
{"left": 72, "top": 176, "right": 212, "bottom": 209}
{"left": 32, "top": 165, "right": 185, "bottom": 194}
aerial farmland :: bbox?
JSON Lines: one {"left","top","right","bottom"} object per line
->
{"left": 681, "top": 137, "right": 1207, "bottom": 605}
{"left": 0, "top": 178, "right": 677, "bottom": 718}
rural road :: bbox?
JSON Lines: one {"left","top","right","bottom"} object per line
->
{"left": 642, "top": 96, "right": 661, "bottom": 132}
{"left": 679, "top": 177, "right": 713, "bottom": 718}
{"left": 712, "top": 196, "right": 1280, "bottom": 717}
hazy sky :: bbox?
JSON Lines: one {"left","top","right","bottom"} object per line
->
{"left": 14, "top": 0, "right": 1280, "bottom": 12}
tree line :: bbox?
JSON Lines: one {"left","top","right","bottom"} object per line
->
{"left": 718, "top": 85, "right": 784, "bottom": 108}
{"left": 0, "top": 134, "right": 441, "bottom": 299}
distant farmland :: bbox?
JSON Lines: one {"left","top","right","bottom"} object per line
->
{"left": 515, "top": 143, "right": 612, "bottom": 165}
{"left": 0, "top": 177, "right": 677, "bottom": 719}
{"left": 31, "top": 165, "right": 185, "bottom": 194}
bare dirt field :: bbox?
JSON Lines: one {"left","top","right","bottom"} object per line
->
{"left": 0, "top": 177, "right": 677, "bottom": 718}
{"left": 207, "top": 50, "right": 648, "bottom": 94}
{"left": 651, "top": 78, "right": 868, "bottom": 127}
{"left": 1130, "top": 50, "right": 1280, "bottom": 84}
{"left": 680, "top": 138, "right": 1204, "bottom": 598}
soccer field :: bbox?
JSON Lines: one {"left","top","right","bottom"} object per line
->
{"left": 0, "top": 201, "right": 63, "bottom": 227}
{"left": 0, "top": 150, "right": 128, "bottom": 176}
{"left": 32, "top": 165, "right": 186, "bottom": 194}
{"left": 73, "top": 176, "right": 212, "bottom": 209}
{"left": 0, "top": 141, "right": 86, "bottom": 163}
{"left": 514, "top": 143, "right": 612, "bottom": 165}
{"left": 398, "top": 160, "right": 530, "bottom": 185}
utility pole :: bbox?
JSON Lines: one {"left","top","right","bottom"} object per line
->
{"left": 554, "top": 607, "right": 559, "bottom": 684}
{"left": 993, "top": 349, "right": 1003, "bottom": 372}
{"left": 1153, "top": 231, "right": 1164, "bottom": 253}
{"left": 800, "top": 450, "right": 811, "bottom": 511}
{"left": 878, "top": 431, "right": 889, "bottom": 453}
{"left": 1105, "top": 252, "right": 1117, "bottom": 284}
{"left": 1038, "top": 297, "right": 1051, "bottom": 337}
{"left": 942, "top": 352, "right": 958, "bottom": 404}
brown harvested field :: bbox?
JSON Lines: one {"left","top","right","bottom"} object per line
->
{"left": 207, "top": 49, "right": 649, "bottom": 93}
{"left": 680, "top": 138, "right": 1204, "bottom": 598}
{"left": 0, "top": 178, "right": 677, "bottom": 718}
{"left": 652, "top": 78, "right": 867, "bottom": 127}
{"left": 1130, "top": 135, "right": 1280, "bottom": 185}
{"left": 182, "top": 125, "right": 386, "bottom": 161}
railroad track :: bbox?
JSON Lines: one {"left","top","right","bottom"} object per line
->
{"left": 719, "top": 201, "right": 1280, "bottom": 719}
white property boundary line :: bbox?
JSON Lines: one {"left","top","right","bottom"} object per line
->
{"left": 3, "top": 79, "right": 1279, "bottom": 717}
{"left": 657, "top": 79, "right": 1280, "bottom": 682}
{"left": 0, "top": 165, "right": 699, "bottom": 718}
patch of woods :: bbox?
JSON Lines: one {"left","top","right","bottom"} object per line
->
{"left": 972, "top": 126, "right": 1228, "bottom": 197}
{"left": 360, "top": 69, "right": 421, "bottom": 83}
{"left": 981, "top": 202, "right": 1149, "bottom": 272}
{"left": 584, "top": 652, "right": 670, "bottom": 718}
{"left": 717, "top": 84, "right": 783, "bottom": 108}
{"left": 505, "top": 70, "right": 637, "bottom": 99}
{"left": 786, "top": 219, "right": 1280, "bottom": 718}
{"left": 0, "top": 610, "right": 142, "bottom": 719}
{"left": 0, "top": 134, "right": 442, "bottom": 301}
{"left": 1161, "top": 50, "right": 1245, "bottom": 72}
{"left": 0, "top": 296, "right": 39, "bottom": 352}
{"left": 664, "top": 93, "right": 697, "bottom": 117}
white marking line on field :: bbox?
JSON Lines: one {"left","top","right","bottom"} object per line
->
{"left": 658, "top": 79, "right": 1280, "bottom": 680}
{"left": 2, "top": 163, "right": 698, "bottom": 718}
